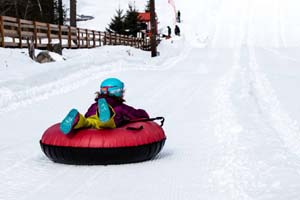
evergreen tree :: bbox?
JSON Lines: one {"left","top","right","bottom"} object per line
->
{"left": 107, "top": 3, "right": 142, "bottom": 37}
{"left": 106, "top": 8, "right": 125, "bottom": 34}
{"left": 123, "top": 4, "right": 141, "bottom": 37}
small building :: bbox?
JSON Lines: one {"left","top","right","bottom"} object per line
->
{"left": 137, "top": 12, "right": 158, "bottom": 38}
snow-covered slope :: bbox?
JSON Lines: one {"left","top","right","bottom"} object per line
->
{"left": 1, "top": 0, "right": 300, "bottom": 200}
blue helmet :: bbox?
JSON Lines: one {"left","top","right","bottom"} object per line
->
{"left": 100, "top": 78, "right": 124, "bottom": 97}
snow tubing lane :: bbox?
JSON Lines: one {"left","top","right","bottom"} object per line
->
{"left": 40, "top": 121, "right": 166, "bottom": 165}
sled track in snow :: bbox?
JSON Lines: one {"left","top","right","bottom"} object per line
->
{"left": 209, "top": 44, "right": 300, "bottom": 199}
{"left": 0, "top": 44, "right": 189, "bottom": 115}
{"left": 207, "top": 0, "right": 300, "bottom": 193}
{"left": 247, "top": 46, "right": 300, "bottom": 156}
{"left": 0, "top": 151, "right": 68, "bottom": 200}
{"left": 208, "top": 46, "right": 253, "bottom": 200}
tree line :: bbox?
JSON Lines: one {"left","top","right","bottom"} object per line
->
{"left": 107, "top": 1, "right": 151, "bottom": 37}
{"left": 0, "top": 0, "right": 67, "bottom": 25}
{"left": 1, "top": 0, "right": 151, "bottom": 37}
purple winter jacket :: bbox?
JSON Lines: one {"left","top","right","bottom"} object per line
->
{"left": 84, "top": 96, "right": 149, "bottom": 127}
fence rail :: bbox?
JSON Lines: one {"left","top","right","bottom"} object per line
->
{"left": 0, "top": 16, "right": 150, "bottom": 50}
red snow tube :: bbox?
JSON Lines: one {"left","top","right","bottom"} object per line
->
{"left": 40, "top": 118, "right": 166, "bottom": 165}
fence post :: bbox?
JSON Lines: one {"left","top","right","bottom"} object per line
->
{"left": 58, "top": 25, "right": 62, "bottom": 47}
{"left": 68, "top": 26, "right": 72, "bottom": 48}
{"left": 136, "top": 38, "right": 138, "bottom": 48}
{"left": 92, "top": 30, "right": 95, "bottom": 47}
{"left": 98, "top": 32, "right": 101, "bottom": 46}
{"left": 77, "top": 28, "right": 80, "bottom": 48}
{"left": 103, "top": 32, "right": 106, "bottom": 45}
{"left": 85, "top": 29, "right": 88, "bottom": 48}
{"left": 33, "top": 21, "right": 37, "bottom": 48}
{"left": 132, "top": 37, "right": 134, "bottom": 47}
{"left": 109, "top": 32, "right": 111, "bottom": 44}
{"left": 0, "top": 16, "right": 4, "bottom": 47}
{"left": 47, "top": 23, "right": 51, "bottom": 45}
{"left": 17, "top": 18, "right": 22, "bottom": 48}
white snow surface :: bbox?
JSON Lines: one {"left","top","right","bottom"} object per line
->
{"left": 1, "top": 0, "right": 300, "bottom": 199}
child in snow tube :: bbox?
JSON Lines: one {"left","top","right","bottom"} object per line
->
{"left": 60, "top": 78, "right": 149, "bottom": 134}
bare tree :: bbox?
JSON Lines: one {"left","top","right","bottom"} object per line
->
{"left": 150, "top": 0, "right": 157, "bottom": 57}
{"left": 0, "top": 0, "right": 56, "bottom": 23}
{"left": 24, "top": 0, "right": 31, "bottom": 19}
{"left": 0, "top": 0, "right": 15, "bottom": 16}
{"left": 70, "top": 0, "right": 77, "bottom": 27}
{"left": 58, "top": 0, "right": 63, "bottom": 25}
{"left": 36, "top": 0, "right": 43, "bottom": 14}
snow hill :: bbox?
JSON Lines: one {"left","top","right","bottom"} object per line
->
{"left": 1, "top": 0, "right": 300, "bottom": 199}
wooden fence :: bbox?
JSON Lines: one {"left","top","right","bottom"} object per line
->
{"left": 0, "top": 16, "right": 150, "bottom": 50}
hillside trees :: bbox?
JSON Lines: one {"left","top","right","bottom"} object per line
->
{"left": 107, "top": 4, "right": 142, "bottom": 37}
{"left": 0, "top": 0, "right": 66, "bottom": 24}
